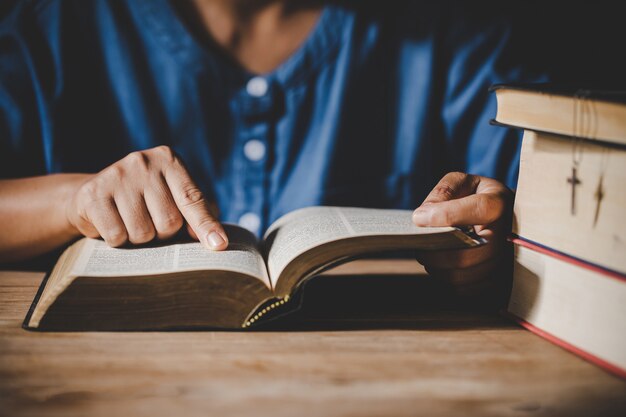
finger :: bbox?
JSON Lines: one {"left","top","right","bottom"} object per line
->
{"left": 413, "top": 193, "right": 505, "bottom": 227}
{"left": 186, "top": 222, "right": 198, "bottom": 240}
{"left": 475, "top": 175, "right": 513, "bottom": 196}
{"left": 85, "top": 197, "right": 128, "bottom": 247}
{"left": 420, "top": 172, "right": 479, "bottom": 205}
{"left": 184, "top": 202, "right": 218, "bottom": 240}
{"left": 416, "top": 242, "right": 497, "bottom": 269}
{"left": 114, "top": 191, "right": 156, "bottom": 245}
{"left": 164, "top": 162, "right": 228, "bottom": 250}
{"left": 72, "top": 213, "right": 101, "bottom": 239}
{"left": 144, "top": 178, "right": 184, "bottom": 241}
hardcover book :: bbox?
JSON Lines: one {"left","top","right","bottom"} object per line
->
{"left": 491, "top": 83, "right": 626, "bottom": 274}
{"left": 512, "top": 129, "right": 626, "bottom": 275}
{"left": 492, "top": 83, "right": 626, "bottom": 378}
{"left": 23, "top": 206, "right": 484, "bottom": 331}
{"left": 490, "top": 83, "right": 626, "bottom": 145}
{"left": 507, "top": 239, "right": 626, "bottom": 378}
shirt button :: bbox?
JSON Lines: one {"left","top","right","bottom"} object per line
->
{"left": 246, "top": 76, "right": 268, "bottom": 97}
{"left": 243, "top": 139, "right": 266, "bottom": 161}
{"left": 239, "top": 212, "right": 261, "bottom": 234}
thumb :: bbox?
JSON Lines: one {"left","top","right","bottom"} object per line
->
{"left": 419, "top": 172, "right": 479, "bottom": 205}
{"left": 412, "top": 172, "right": 478, "bottom": 226}
{"left": 413, "top": 193, "right": 505, "bottom": 227}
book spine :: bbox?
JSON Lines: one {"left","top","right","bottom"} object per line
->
{"left": 22, "top": 270, "right": 53, "bottom": 331}
{"left": 243, "top": 295, "right": 291, "bottom": 328}
{"left": 502, "top": 310, "right": 626, "bottom": 380}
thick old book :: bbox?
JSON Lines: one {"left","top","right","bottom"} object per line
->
{"left": 491, "top": 83, "right": 626, "bottom": 274}
{"left": 23, "top": 206, "right": 483, "bottom": 331}
{"left": 507, "top": 239, "right": 626, "bottom": 378}
{"left": 512, "top": 129, "right": 626, "bottom": 275}
{"left": 490, "top": 83, "right": 626, "bottom": 146}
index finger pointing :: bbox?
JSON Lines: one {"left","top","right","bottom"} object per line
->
{"left": 164, "top": 164, "right": 228, "bottom": 250}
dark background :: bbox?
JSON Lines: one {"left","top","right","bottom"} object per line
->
{"left": 448, "top": 0, "right": 626, "bottom": 89}
{"left": 2, "top": 0, "right": 624, "bottom": 88}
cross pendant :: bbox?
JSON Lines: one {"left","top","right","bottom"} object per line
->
{"left": 593, "top": 176, "right": 604, "bottom": 227}
{"left": 566, "top": 166, "right": 581, "bottom": 215}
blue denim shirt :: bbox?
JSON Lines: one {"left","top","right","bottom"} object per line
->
{"left": 0, "top": 0, "right": 545, "bottom": 236}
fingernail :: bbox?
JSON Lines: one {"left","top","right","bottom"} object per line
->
{"left": 412, "top": 208, "right": 428, "bottom": 225}
{"left": 207, "top": 231, "right": 226, "bottom": 249}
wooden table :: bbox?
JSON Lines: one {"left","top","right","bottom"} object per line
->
{"left": 1, "top": 262, "right": 625, "bottom": 417}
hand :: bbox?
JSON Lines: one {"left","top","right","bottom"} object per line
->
{"left": 412, "top": 172, "right": 513, "bottom": 299}
{"left": 66, "top": 146, "right": 228, "bottom": 250}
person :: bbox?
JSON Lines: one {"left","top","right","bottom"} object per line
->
{"left": 0, "top": 0, "right": 549, "bottom": 295}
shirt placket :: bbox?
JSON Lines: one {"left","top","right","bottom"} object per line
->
{"left": 230, "top": 75, "right": 276, "bottom": 236}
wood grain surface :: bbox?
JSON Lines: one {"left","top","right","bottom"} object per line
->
{"left": 1, "top": 264, "right": 625, "bottom": 417}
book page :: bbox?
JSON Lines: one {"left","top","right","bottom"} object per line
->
{"left": 70, "top": 224, "right": 270, "bottom": 288}
{"left": 264, "top": 206, "right": 454, "bottom": 287}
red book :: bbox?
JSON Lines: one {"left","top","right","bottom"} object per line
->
{"left": 507, "top": 237, "right": 626, "bottom": 379}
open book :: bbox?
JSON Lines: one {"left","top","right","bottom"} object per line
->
{"left": 24, "top": 206, "right": 484, "bottom": 331}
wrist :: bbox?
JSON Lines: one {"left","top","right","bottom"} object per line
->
{"left": 60, "top": 173, "right": 94, "bottom": 239}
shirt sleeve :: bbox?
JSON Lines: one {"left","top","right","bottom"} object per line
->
{"left": 0, "top": 2, "right": 50, "bottom": 178}
{"left": 438, "top": 7, "right": 546, "bottom": 190}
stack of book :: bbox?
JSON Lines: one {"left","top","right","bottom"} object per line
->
{"left": 491, "top": 84, "right": 626, "bottom": 378}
